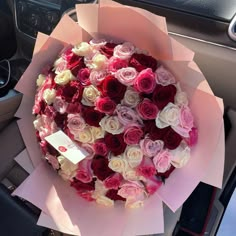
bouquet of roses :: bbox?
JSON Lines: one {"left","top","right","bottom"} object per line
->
{"left": 13, "top": 1, "right": 224, "bottom": 235}
{"left": 33, "top": 39, "right": 198, "bottom": 208}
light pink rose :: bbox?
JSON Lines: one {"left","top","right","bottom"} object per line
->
{"left": 118, "top": 181, "right": 145, "bottom": 199}
{"left": 173, "top": 106, "right": 194, "bottom": 137}
{"left": 53, "top": 97, "right": 68, "bottom": 114}
{"left": 134, "top": 68, "right": 156, "bottom": 94}
{"left": 89, "top": 38, "right": 107, "bottom": 49}
{"left": 113, "top": 42, "right": 135, "bottom": 60}
{"left": 140, "top": 138, "right": 164, "bottom": 157}
{"left": 155, "top": 65, "right": 175, "bottom": 86}
{"left": 116, "top": 105, "right": 143, "bottom": 126}
{"left": 76, "top": 158, "right": 93, "bottom": 183}
{"left": 89, "top": 70, "right": 107, "bottom": 85}
{"left": 124, "top": 126, "right": 143, "bottom": 145}
{"left": 81, "top": 143, "right": 95, "bottom": 157}
{"left": 115, "top": 67, "right": 138, "bottom": 86}
{"left": 136, "top": 157, "right": 156, "bottom": 178}
{"left": 145, "top": 176, "right": 162, "bottom": 195}
{"left": 45, "top": 153, "right": 59, "bottom": 170}
{"left": 153, "top": 150, "right": 172, "bottom": 173}
{"left": 108, "top": 57, "right": 128, "bottom": 73}
{"left": 67, "top": 114, "right": 86, "bottom": 135}
{"left": 104, "top": 173, "right": 123, "bottom": 190}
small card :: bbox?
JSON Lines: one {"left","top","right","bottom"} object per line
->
{"left": 45, "top": 130, "right": 88, "bottom": 164}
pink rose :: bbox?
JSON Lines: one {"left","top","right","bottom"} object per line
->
{"left": 115, "top": 67, "right": 138, "bottom": 86}
{"left": 155, "top": 66, "right": 175, "bottom": 86}
{"left": 53, "top": 97, "right": 68, "bottom": 114}
{"left": 116, "top": 105, "right": 142, "bottom": 126}
{"left": 186, "top": 127, "right": 198, "bottom": 147}
{"left": 173, "top": 106, "right": 194, "bottom": 137}
{"left": 76, "top": 158, "right": 93, "bottom": 183}
{"left": 108, "top": 57, "right": 128, "bottom": 73}
{"left": 95, "top": 97, "right": 116, "bottom": 115}
{"left": 81, "top": 143, "right": 95, "bottom": 157}
{"left": 77, "top": 191, "right": 94, "bottom": 202}
{"left": 90, "top": 70, "right": 107, "bottom": 85}
{"left": 137, "top": 98, "right": 159, "bottom": 120}
{"left": 93, "top": 139, "right": 108, "bottom": 156}
{"left": 45, "top": 153, "right": 59, "bottom": 170}
{"left": 104, "top": 173, "right": 123, "bottom": 190}
{"left": 67, "top": 114, "right": 86, "bottom": 135}
{"left": 118, "top": 181, "right": 145, "bottom": 199}
{"left": 153, "top": 150, "right": 172, "bottom": 173}
{"left": 77, "top": 68, "right": 91, "bottom": 86}
{"left": 113, "top": 42, "right": 135, "bottom": 60}
{"left": 124, "top": 126, "right": 143, "bottom": 145}
{"left": 140, "top": 138, "right": 164, "bottom": 157}
{"left": 134, "top": 68, "right": 156, "bottom": 94}
{"left": 145, "top": 176, "right": 162, "bottom": 195}
{"left": 136, "top": 157, "right": 156, "bottom": 178}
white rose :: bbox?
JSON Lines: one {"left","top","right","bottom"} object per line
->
{"left": 170, "top": 141, "right": 191, "bottom": 168}
{"left": 108, "top": 156, "right": 128, "bottom": 173}
{"left": 33, "top": 115, "right": 43, "bottom": 131}
{"left": 99, "top": 116, "right": 124, "bottom": 135}
{"left": 53, "top": 57, "right": 67, "bottom": 74}
{"left": 58, "top": 155, "right": 77, "bottom": 181}
{"left": 54, "top": 70, "right": 74, "bottom": 85}
{"left": 82, "top": 85, "right": 101, "bottom": 106}
{"left": 156, "top": 103, "right": 180, "bottom": 128}
{"left": 125, "top": 199, "right": 144, "bottom": 208}
{"left": 175, "top": 83, "right": 188, "bottom": 106}
{"left": 36, "top": 74, "right": 46, "bottom": 87}
{"left": 124, "top": 146, "right": 143, "bottom": 168}
{"left": 43, "top": 88, "right": 56, "bottom": 105}
{"left": 91, "top": 54, "right": 108, "bottom": 70}
{"left": 96, "top": 196, "right": 114, "bottom": 207}
{"left": 155, "top": 65, "right": 175, "bottom": 86}
{"left": 74, "top": 127, "right": 94, "bottom": 143}
{"left": 92, "top": 180, "right": 108, "bottom": 199}
{"left": 90, "top": 126, "right": 105, "bottom": 140}
{"left": 123, "top": 167, "right": 140, "bottom": 181}
{"left": 121, "top": 88, "right": 140, "bottom": 108}
{"left": 72, "top": 42, "right": 93, "bottom": 57}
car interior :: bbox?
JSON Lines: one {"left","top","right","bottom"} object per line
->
{"left": 0, "top": 0, "right": 235, "bottom": 235}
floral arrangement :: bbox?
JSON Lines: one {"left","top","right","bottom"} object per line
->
{"left": 33, "top": 39, "right": 197, "bottom": 208}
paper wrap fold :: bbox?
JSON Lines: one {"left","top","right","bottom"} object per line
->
{"left": 13, "top": 1, "right": 224, "bottom": 235}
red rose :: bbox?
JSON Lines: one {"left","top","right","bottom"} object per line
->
{"left": 156, "top": 165, "right": 175, "bottom": 179}
{"left": 143, "top": 120, "right": 171, "bottom": 141}
{"left": 136, "top": 157, "right": 156, "bottom": 178}
{"left": 64, "top": 49, "right": 86, "bottom": 76}
{"left": 137, "top": 98, "right": 158, "bottom": 120}
{"left": 44, "top": 105, "right": 56, "bottom": 119}
{"left": 54, "top": 112, "right": 67, "bottom": 129}
{"left": 77, "top": 68, "right": 91, "bottom": 86}
{"left": 100, "top": 42, "right": 118, "bottom": 58}
{"left": 36, "top": 100, "right": 46, "bottom": 115}
{"left": 124, "top": 126, "right": 143, "bottom": 145}
{"left": 70, "top": 178, "right": 95, "bottom": 192}
{"left": 145, "top": 176, "right": 162, "bottom": 195}
{"left": 82, "top": 106, "right": 104, "bottom": 127}
{"left": 129, "top": 53, "right": 159, "bottom": 72}
{"left": 104, "top": 173, "right": 123, "bottom": 190}
{"left": 95, "top": 97, "right": 116, "bottom": 115}
{"left": 134, "top": 68, "right": 156, "bottom": 94}
{"left": 56, "top": 81, "right": 83, "bottom": 103}
{"left": 104, "top": 133, "right": 127, "bottom": 156}
{"left": 66, "top": 103, "right": 81, "bottom": 114}
{"left": 100, "top": 75, "right": 126, "bottom": 103}
{"left": 93, "top": 139, "right": 108, "bottom": 156}
{"left": 152, "top": 84, "right": 177, "bottom": 110}
{"left": 91, "top": 155, "right": 114, "bottom": 181}
{"left": 105, "top": 189, "right": 125, "bottom": 201}
{"left": 163, "top": 128, "right": 182, "bottom": 150}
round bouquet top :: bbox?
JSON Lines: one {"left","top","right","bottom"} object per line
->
{"left": 33, "top": 39, "right": 197, "bottom": 208}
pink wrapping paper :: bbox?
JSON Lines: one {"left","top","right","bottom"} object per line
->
{"left": 13, "top": 1, "right": 224, "bottom": 235}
